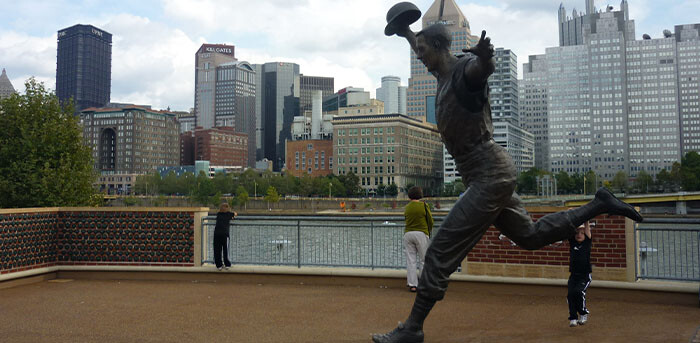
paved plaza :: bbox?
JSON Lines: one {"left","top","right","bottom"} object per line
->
{"left": 1, "top": 272, "right": 698, "bottom": 342}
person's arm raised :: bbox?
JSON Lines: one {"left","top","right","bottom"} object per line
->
{"left": 462, "top": 30, "right": 495, "bottom": 90}
{"left": 396, "top": 26, "right": 418, "bottom": 55}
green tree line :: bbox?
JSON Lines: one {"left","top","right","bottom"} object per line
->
{"left": 516, "top": 152, "right": 700, "bottom": 195}
{"left": 133, "top": 169, "right": 403, "bottom": 205}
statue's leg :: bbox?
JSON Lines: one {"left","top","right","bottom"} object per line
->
{"left": 494, "top": 193, "right": 575, "bottom": 250}
{"left": 373, "top": 182, "right": 511, "bottom": 343}
{"left": 495, "top": 187, "right": 643, "bottom": 250}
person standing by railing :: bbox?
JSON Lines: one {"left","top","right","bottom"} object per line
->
{"left": 403, "top": 186, "right": 433, "bottom": 293}
{"left": 214, "top": 203, "right": 237, "bottom": 271}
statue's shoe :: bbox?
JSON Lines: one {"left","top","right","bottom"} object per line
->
{"left": 595, "top": 187, "right": 643, "bottom": 222}
{"left": 372, "top": 322, "right": 424, "bottom": 343}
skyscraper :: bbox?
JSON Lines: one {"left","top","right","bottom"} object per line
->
{"left": 215, "top": 61, "right": 256, "bottom": 167}
{"left": 254, "top": 62, "right": 300, "bottom": 171}
{"left": 520, "top": 55, "right": 550, "bottom": 171}
{"left": 675, "top": 24, "right": 700, "bottom": 156}
{"left": 522, "top": 0, "right": 700, "bottom": 181}
{"left": 376, "top": 76, "right": 407, "bottom": 115}
{"left": 0, "top": 68, "right": 15, "bottom": 100}
{"left": 406, "top": 0, "right": 477, "bottom": 121}
{"left": 193, "top": 43, "right": 237, "bottom": 129}
{"left": 300, "top": 75, "right": 334, "bottom": 115}
{"left": 56, "top": 24, "right": 112, "bottom": 112}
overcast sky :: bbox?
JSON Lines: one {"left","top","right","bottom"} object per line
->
{"left": 0, "top": 0, "right": 696, "bottom": 111}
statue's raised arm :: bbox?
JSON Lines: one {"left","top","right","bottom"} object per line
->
{"left": 462, "top": 30, "right": 495, "bottom": 91}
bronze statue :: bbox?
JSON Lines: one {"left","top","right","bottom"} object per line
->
{"left": 372, "top": 3, "right": 643, "bottom": 342}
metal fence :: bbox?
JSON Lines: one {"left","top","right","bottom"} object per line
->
{"left": 635, "top": 218, "right": 700, "bottom": 282}
{"left": 201, "top": 216, "right": 443, "bottom": 269}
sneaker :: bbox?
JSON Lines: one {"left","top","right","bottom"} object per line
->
{"left": 578, "top": 314, "right": 588, "bottom": 325}
{"left": 224, "top": 266, "right": 230, "bottom": 270}
{"left": 569, "top": 319, "right": 578, "bottom": 327}
{"left": 372, "top": 322, "right": 424, "bottom": 343}
{"left": 217, "top": 266, "right": 223, "bottom": 271}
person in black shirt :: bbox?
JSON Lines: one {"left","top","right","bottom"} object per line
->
{"left": 568, "top": 221, "right": 592, "bottom": 327}
{"left": 213, "top": 203, "right": 236, "bottom": 270}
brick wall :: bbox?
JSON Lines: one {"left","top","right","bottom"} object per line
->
{"left": 0, "top": 208, "right": 202, "bottom": 275}
{"left": 469, "top": 214, "right": 628, "bottom": 269}
{"left": 0, "top": 212, "right": 59, "bottom": 274}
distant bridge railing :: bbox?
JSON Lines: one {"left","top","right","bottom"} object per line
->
{"left": 635, "top": 218, "right": 700, "bottom": 282}
{"left": 201, "top": 216, "right": 443, "bottom": 269}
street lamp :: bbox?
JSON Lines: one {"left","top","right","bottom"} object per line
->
{"left": 254, "top": 181, "right": 257, "bottom": 198}
{"left": 329, "top": 182, "right": 332, "bottom": 198}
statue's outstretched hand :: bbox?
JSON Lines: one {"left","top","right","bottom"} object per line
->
{"left": 463, "top": 30, "right": 494, "bottom": 60}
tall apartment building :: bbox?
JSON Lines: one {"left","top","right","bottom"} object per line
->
{"left": 193, "top": 44, "right": 237, "bottom": 129}
{"left": 300, "top": 75, "right": 334, "bottom": 115}
{"left": 332, "top": 114, "right": 442, "bottom": 195}
{"left": 493, "top": 122, "right": 535, "bottom": 173}
{"left": 0, "top": 69, "right": 15, "bottom": 100}
{"left": 523, "top": 1, "right": 700, "bottom": 180}
{"left": 56, "top": 24, "right": 112, "bottom": 112}
{"left": 376, "top": 76, "right": 406, "bottom": 115}
{"left": 676, "top": 24, "right": 700, "bottom": 155}
{"left": 626, "top": 33, "right": 681, "bottom": 175}
{"left": 490, "top": 49, "right": 520, "bottom": 124}
{"left": 80, "top": 106, "right": 180, "bottom": 193}
{"left": 254, "top": 62, "right": 300, "bottom": 171}
{"left": 214, "top": 61, "right": 256, "bottom": 167}
{"left": 407, "top": 0, "right": 477, "bottom": 121}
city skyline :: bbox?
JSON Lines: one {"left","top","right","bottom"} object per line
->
{"left": 0, "top": 0, "right": 692, "bottom": 111}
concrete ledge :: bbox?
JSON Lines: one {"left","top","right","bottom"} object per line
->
{"left": 2, "top": 264, "right": 697, "bottom": 294}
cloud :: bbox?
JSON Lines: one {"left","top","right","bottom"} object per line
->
{"left": 102, "top": 13, "right": 202, "bottom": 111}
{"left": 160, "top": 0, "right": 413, "bottom": 95}
{"left": 0, "top": 30, "right": 57, "bottom": 92}
{"left": 459, "top": 3, "right": 557, "bottom": 77}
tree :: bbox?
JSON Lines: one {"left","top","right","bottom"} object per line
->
{"left": 0, "top": 79, "right": 97, "bottom": 208}
{"left": 190, "top": 171, "right": 213, "bottom": 205}
{"left": 656, "top": 169, "right": 671, "bottom": 192}
{"left": 377, "top": 184, "right": 387, "bottom": 197}
{"left": 454, "top": 181, "right": 466, "bottom": 195}
{"left": 516, "top": 167, "right": 543, "bottom": 195}
{"left": 134, "top": 171, "right": 161, "bottom": 195}
{"left": 555, "top": 171, "right": 574, "bottom": 194}
{"left": 264, "top": 186, "right": 280, "bottom": 209}
{"left": 385, "top": 183, "right": 399, "bottom": 197}
{"left": 584, "top": 170, "right": 597, "bottom": 195}
{"left": 633, "top": 170, "right": 653, "bottom": 194}
{"left": 160, "top": 171, "right": 178, "bottom": 195}
{"left": 681, "top": 152, "right": 700, "bottom": 191}
{"left": 212, "top": 172, "right": 233, "bottom": 195}
{"left": 670, "top": 162, "right": 682, "bottom": 191}
{"left": 612, "top": 171, "right": 629, "bottom": 193}
{"left": 339, "top": 172, "right": 361, "bottom": 196}
{"left": 235, "top": 185, "right": 249, "bottom": 210}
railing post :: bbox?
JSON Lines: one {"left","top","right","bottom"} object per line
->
{"left": 370, "top": 220, "right": 374, "bottom": 270}
{"left": 297, "top": 220, "right": 301, "bottom": 269}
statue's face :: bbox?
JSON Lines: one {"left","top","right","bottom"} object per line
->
{"left": 416, "top": 35, "right": 439, "bottom": 72}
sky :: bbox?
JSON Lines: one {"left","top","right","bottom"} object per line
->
{"left": 1, "top": 0, "right": 697, "bottom": 111}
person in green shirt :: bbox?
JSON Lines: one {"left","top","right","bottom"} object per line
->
{"left": 403, "top": 186, "right": 433, "bottom": 292}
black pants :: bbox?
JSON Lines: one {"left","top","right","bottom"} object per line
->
{"left": 567, "top": 273, "right": 591, "bottom": 320}
{"left": 213, "top": 235, "right": 231, "bottom": 268}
